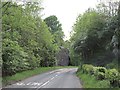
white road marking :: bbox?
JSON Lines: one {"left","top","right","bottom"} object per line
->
{"left": 55, "top": 75, "right": 58, "bottom": 76}
{"left": 15, "top": 82, "right": 25, "bottom": 86}
{"left": 36, "top": 81, "right": 50, "bottom": 89}
{"left": 5, "top": 68, "right": 77, "bottom": 89}
{"left": 12, "top": 69, "right": 72, "bottom": 88}
{"left": 50, "top": 77, "right": 55, "bottom": 80}
{"left": 36, "top": 74, "right": 59, "bottom": 89}
{"left": 26, "top": 82, "right": 32, "bottom": 85}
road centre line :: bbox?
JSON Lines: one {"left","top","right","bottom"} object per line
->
{"left": 36, "top": 74, "right": 59, "bottom": 89}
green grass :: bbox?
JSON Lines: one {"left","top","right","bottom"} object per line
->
{"left": 77, "top": 71, "right": 110, "bottom": 88}
{"left": 2, "top": 66, "right": 77, "bottom": 86}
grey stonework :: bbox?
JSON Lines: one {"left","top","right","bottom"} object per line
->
{"left": 56, "top": 47, "right": 70, "bottom": 66}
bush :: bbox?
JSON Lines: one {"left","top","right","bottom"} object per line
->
{"left": 106, "top": 63, "right": 116, "bottom": 69}
{"left": 77, "top": 70, "right": 110, "bottom": 88}
{"left": 106, "top": 69, "right": 120, "bottom": 87}
{"left": 93, "top": 67, "right": 107, "bottom": 80}
{"left": 2, "top": 39, "right": 29, "bottom": 76}
{"left": 79, "top": 64, "right": 120, "bottom": 87}
{"left": 82, "top": 64, "right": 94, "bottom": 75}
{"left": 96, "top": 72, "right": 105, "bottom": 80}
{"left": 96, "top": 67, "right": 107, "bottom": 73}
{"left": 77, "top": 64, "right": 82, "bottom": 72}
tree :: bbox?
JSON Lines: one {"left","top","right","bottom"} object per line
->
{"left": 44, "top": 15, "right": 62, "bottom": 33}
{"left": 70, "top": 0, "right": 119, "bottom": 67}
{"left": 44, "top": 15, "right": 64, "bottom": 46}
{"left": 2, "top": 1, "right": 59, "bottom": 76}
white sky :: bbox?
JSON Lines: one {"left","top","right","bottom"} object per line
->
{"left": 41, "top": 0, "right": 99, "bottom": 40}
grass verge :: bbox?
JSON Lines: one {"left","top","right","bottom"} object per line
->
{"left": 76, "top": 71, "right": 110, "bottom": 88}
{"left": 2, "top": 66, "right": 77, "bottom": 86}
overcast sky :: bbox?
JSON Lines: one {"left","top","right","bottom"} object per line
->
{"left": 41, "top": 0, "right": 99, "bottom": 40}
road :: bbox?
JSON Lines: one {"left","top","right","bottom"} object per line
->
{"left": 3, "top": 68, "right": 82, "bottom": 89}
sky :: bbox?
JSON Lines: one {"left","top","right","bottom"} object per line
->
{"left": 41, "top": 0, "right": 99, "bottom": 40}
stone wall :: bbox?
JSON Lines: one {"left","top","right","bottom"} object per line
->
{"left": 56, "top": 47, "right": 70, "bottom": 66}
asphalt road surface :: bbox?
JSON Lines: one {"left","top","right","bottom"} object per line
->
{"left": 4, "top": 68, "right": 82, "bottom": 89}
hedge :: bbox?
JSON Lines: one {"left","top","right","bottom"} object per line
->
{"left": 79, "top": 64, "right": 120, "bottom": 87}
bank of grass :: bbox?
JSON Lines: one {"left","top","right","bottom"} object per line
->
{"left": 77, "top": 71, "right": 110, "bottom": 88}
{"left": 2, "top": 66, "right": 77, "bottom": 86}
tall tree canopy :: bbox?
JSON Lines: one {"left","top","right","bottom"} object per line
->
{"left": 2, "top": 1, "right": 62, "bottom": 76}
{"left": 70, "top": 1, "right": 119, "bottom": 69}
{"left": 44, "top": 15, "right": 64, "bottom": 46}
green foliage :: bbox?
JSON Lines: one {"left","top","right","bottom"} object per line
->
{"left": 70, "top": 9, "right": 109, "bottom": 64}
{"left": 106, "top": 60, "right": 118, "bottom": 70}
{"left": 44, "top": 15, "right": 64, "bottom": 46}
{"left": 2, "top": 39, "right": 29, "bottom": 76}
{"left": 79, "top": 64, "right": 120, "bottom": 87}
{"left": 106, "top": 69, "right": 120, "bottom": 87}
{"left": 93, "top": 67, "right": 107, "bottom": 80}
{"left": 77, "top": 70, "right": 110, "bottom": 88}
{"left": 44, "top": 15, "right": 62, "bottom": 34}
{"left": 95, "top": 71, "right": 105, "bottom": 80}
{"left": 2, "top": 2, "right": 64, "bottom": 76}
{"left": 82, "top": 64, "right": 94, "bottom": 75}
{"left": 95, "top": 67, "right": 107, "bottom": 73}
{"left": 70, "top": 1, "right": 119, "bottom": 69}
